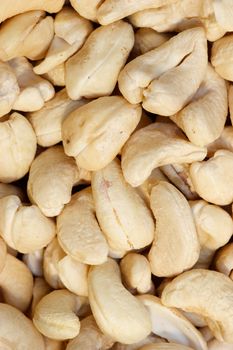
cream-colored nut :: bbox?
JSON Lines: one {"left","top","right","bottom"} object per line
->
{"left": 34, "top": 8, "right": 93, "bottom": 75}
{"left": 9, "top": 57, "right": 55, "bottom": 112}
{"left": 97, "top": 0, "right": 177, "bottom": 25}
{"left": 161, "top": 163, "right": 197, "bottom": 200}
{"left": 148, "top": 182, "right": 200, "bottom": 277}
{"left": 112, "top": 334, "right": 166, "bottom": 350}
{"left": 0, "top": 183, "right": 25, "bottom": 201}
{"left": 229, "top": 86, "right": 233, "bottom": 125}
{"left": 120, "top": 253, "right": 153, "bottom": 294}
{"left": 121, "top": 123, "right": 207, "bottom": 187}
{"left": 62, "top": 96, "right": 141, "bottom": 171}
{"left": 0, "top": 11, "right": 54, "bottom": 61}
{"left": 57, "top": 187, "right": 108, "bottom": 265}
{"left": 27, "top": 146, "right": 79, "bottom": 217}
{"left": 58, "top": 255, "right": 89, "bottom": 296}
{"left": 65, "top": 21, "right": 134, "bottom": 100}
{"left": 134, "top": 28, "right": 171, "bottom": 56}
{"left": 212, "top": 0, "right": 233, "bottom": 32}
{"left": 0, "top": 0, "right": 65, "bottom": 23}
{"left": 28, "top": 89, "right": 87, "bottom": 147}
{"left": 170, "top": 64, "right": 227, "bottom": 146}
{"left": 207, "top": 127, "right": 233, "bottom": 157}
{"left": 0, "top": 237, "right": 6, "bottom": 273}
{"left": 190, "top": 150, "right": 233, "bottom": 205}
{"left": 190, "top": 200, "right": 233, "bottom": 268}
{"left": 118, "top": 28, "right": 207, "bottom": 115}
{"left": 31, "top": 277, "right": 52, "bottom": 317}
{"left": 161, "top": 269, "right": 233, "bottom": 343}
{"left": 201, "top": 12, "right": 226, "bottom": 43}
{"left": 23, "top": 249, "right": 44, "bottom": 277}
{"left": 43, "top": 238, "right": 65, "bottom": 289}
{"left": 70, "top": 0, "right": 104, "bottom": 22}
{"left": 0, "top": 61, "right": 19, "bottom": 118}
{"left": 43, "top": 63, "right": 65, "bottom": 87}
{"left": 208, "top": 339, "right": 233, "bottom": 350}
{"left": 88, "top": 258, "right": 152, "bottom": 344}
{"left": 211, "top": 35, "right": 233, "bottom": 81}
{"left": 92, "top": 158, "right": 154, "bottom": 252}
{"left": 0, "top": 113, "right": 36, "bottom": 183}
{"left": 0, "top": 195, "right": 56, "bottom": 253}
{"left": 138, "top": 345, "right": 193, "bottom": 350}
{"left": 214, "top": 243, "right": 233, "bottom": 279}
{"left": 181, "top": 311, "right": 206, "bottom": 328}
{"left": 33, "top": 289, "right": 81, "bottom": 340}
{"left": 66, "top": 315, "right": 114, "bottom": 350}
{"left": 0, "top": 303, "right": 45, "bottom": 349}
{"left": 138, "top": 295, "right": 207, "bottom": 350}
{"left": 0, "top": 254, "right": 33, "bottom": 312}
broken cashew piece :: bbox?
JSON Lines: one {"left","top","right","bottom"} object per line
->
{"left": 161, "top": 269, "right": 233, "bottom": 343}
{"left": 88, "top": 258, "right": 152, "bottom": 344}
{"left": 121, "top": 122, "right": 207, "bottom": 187}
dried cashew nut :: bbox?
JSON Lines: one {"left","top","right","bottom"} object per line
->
{"left": 43, "top": 238, "right": 65, "bottom": 289}
{"left": 43, "top": 63, "right": 65, "bottom": 87}
{"left": 211, "top": 34, "right": 233, "bottom": 82}
{"left": 62, "top": 96, "right": 141, "bottom": 171}
{"left": 30, "top": 277, "right": 52, "bottom": 317}
{"left": 212, "top": 0, "right": 233, "bottom": 32}
{"left": 138, "top": 345, "right": 193, "bottom": 350}
{"left": 118, "top": 28, "right": 207, "bottom": 115}
{"left": 0, "top": 113, "right": 36, "bottom": 183}
{"left": 23, "top": 249, "right": 44, "bottom": 277}
{"left": 134, "top": 28, "right": 171, "bottom": 56}
{"left": 88, "top": 258, "right": 152, "bottom": 344}
{"left": 161, "top": 269, "right": 233, "bottom": 343}
{"left": 148, "top": 181, "right": 200, "bottom": 277}
{"left": 0, "top": 61, "right": 19, "bottom": 118}
{"left": 91, "top": 158, "right": 154, "bottom": 252}
{"left": 27, "top": 146, "right": 79, "bottom": 217}
{"left": 70, "top": 0, "right": 104, "bottom": 22}
{"left": 190, "top": 150, "right": 233, "bottom": 205}
{"left": 57, "top": 187, "right": 108, "bottom": 265}
{"left": 214, "top": 243, "right": 233, "bottom": 279}
{"left": 121, "top": 122, "right": 207, "bottom": 187}
{"left": 33, "top": 289, "right": 82, "bottom": 340}
{"left": 207, "top": 127, "right": 233, "bottom": 157}
{"left": 65, "top": 21, "right": 134, "bottom": 100}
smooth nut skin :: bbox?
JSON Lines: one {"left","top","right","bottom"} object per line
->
{"left": 57, "top": 187, "right": 108, "bottom": 265}
{"left": 214, "top": 243, "right": 233, "bottom": 279}
{"left": 0, "top": 61, "right": 19, "bottom": 118}
{"left": 44, "top": 63, "right": 65, "bottom": 87}
{"left": 190, "top": 150, "right": 233, "bottom": 205}
{"left": 148, "top": 182, "right": 200, "bottom": 277}
{"left": 118, "top": 28, "right": 207, "bottom": 116}
{"left": 27, "top": 146, "right": 79, "bottom": 217}
{"left": 33, "top": 289, "right": 81, "bottom": 340}
{"left": 121, "top": 123, "right": 207, "bottom": 187}
{"left": 0, "top": 303, "right": 45, "bottom": 350}
{"left": 133, "top": 28, "right": 171, "bottom": 56}
{"left": 62, "top": 96, "right": 141, "bottom": 171}
{"left": 161, "top": 269, "right": 233, "bottom": 343}
{"left": 23, "top": 249, "right": 44, "bottom": 277}
{"left": 211, "top": 34, "right": 233, "bottom": 81}
{"left": 0, "top": 113, "right": 37, "bottom": 183}
{"left": 212, "top": 0, "right": 233, "bottom": 32}
{"left": 92, "top": 158, "right": 154, "bottom": 252}
{"left": 0, "top": 237, "right": 7, "bottom": 273}
{"left": 0, "top": 183, "right": 25, "bottom": 201}
{"left": 88, "top": 258, "right": 152, "bottom": 344}
{"left": 70, "top": 0, "right": 104, "bottom": 22}
{"left": 65, "top": 21, "right": 134, "bottom": 100}
{"left": 43, "top": 238, "right": 65, "bottom": 289}
{"left": 138, "top": 345, "right": 193, "bottom": 350}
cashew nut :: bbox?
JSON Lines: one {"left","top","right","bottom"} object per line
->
{"left": 23, "top": 249, "right": 44, "bottom": 277}
{"left": 207, "top": 127, "right": 233, "bottom": 157}
{"left": 211, "top": 34, "right": 233, "bottom": 81}
{"left": 134, "top": 28, "right": 171, "bottom": 56}
{"left": 214, "top": 243, "right": 233, "bottom": 279}
{"left": 0, "top": 183, "right": 25, "bottom": 201}
{"left": 31, "top": 277, "right": 52, "bottom": 317}
{"left": 69, "top": 0, "right": 104, "bottom": 22}
{"left": 138, "top": 345, "right": 193, "bottom": 350}
{"left": 43, "top": 63, "right": 65, "bottom": 87}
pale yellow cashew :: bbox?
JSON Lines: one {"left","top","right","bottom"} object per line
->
{"left": 214, "top": 243, "right": 233, "bottom": 280}
{"left": 23, "top": 249, "right": 44, "bottom": 277}
{"left": 0, "top": 61, "right": 19, "bottom": 118}
{"left": 43, "top": 63, "right": 65, "bottom": 87}
{"left": 70, "top": 0, "right": 104, "bottom": 22}
{"left": 207, "top": 127, "right": 233, "bottom": 156}
{"left": 43, "top": 238, "right": 65, "bottom": 289}
{"left": 211, "top": 34, "right": 233, "bottom": 82}
{"left": 212, "top": 0, "right": 233, "bottom": 32}
{"left": 134, "top": 28, "right": 171, "bottom": 56}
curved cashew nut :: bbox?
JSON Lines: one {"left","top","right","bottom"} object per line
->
{"left": 65, "top": 21, "right": 134, "bottom": 100}
{"left": 27, "top": 146, "right": 79, "bottom": 217}
{"left": 214, "top": 243, "right": 233, "bottom": 279}
{"left": 69, "top": 0, "right": 104, "bottom": 22}
{"left": 118, "top": 28, "right": 207, "bottom": 116}
{"left": 33, "top": 289, "right": 82, "bottom": 340}
{"left": 161, "top": 269, "right": 233, "bottom": 343}
{"left": 88, "top": 258, "right": 152, "bottom": 344}
{"left": 211, "top": 34, "right": 233, "bottom": 82}
{"left": 62, "top": 96, "right": 141, "bottom": 171}
{"left": 0, "top": 61, "right": 19, "bottom": 118}
{"left": 0, "top": 113, "right": 37, "bottom": 183}
{"left": 134, "top": 28, "right": 171, "bottom": 56}
{"left": 121, "top": 123, "right": 207, "bottom": 187}
{"left": 148, "top": 181, "right": 200, "bottom": 277}
{"left": 190, "top": 150, "right": 233, "bottom": 205}
{"left": 23, "top": 249, "right": 44, "bottom": 277}
{"left": 92, "top": 158, "right": 154, "bottom": 252}
{"left": 57, "top": 187, "right": 108, "bottom": 265}
{"left": 43, "top": 238, "right": 65, "bottom": 289}
{"left": 138, "top": 345, "right": 193, "bottom": 350}
{"left": 190, "top": 200, "right": 233, "bottom": 268}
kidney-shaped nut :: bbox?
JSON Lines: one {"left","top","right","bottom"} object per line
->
{"left": 23, "top": 249, "right": 44, "bottom": 277}
{"left": 57, "top": 187, "right": 108, "bottom": 265}
{"left": 118, "top": 28, "right": 207, "bottom": 116}
{"left": 138, "top": 344, "right": 194, "bottom": 350}
{"left": 33, "top": 289, "right": 81, "bottom": 340}
{"left": 27, "top": 146, "right": 79, "bottom": 217}
{"left": 161, "top": 269, "right": 233, "bottom": 343}
{"left": 0, "top": 254, "right": 33, "bottom": 312}
{"left": 0, "top": 303, "right": 45, "bottom": 350}
{"left": 190, "top": 150, "right": 233, "bottom": 205}
{"left": 43, "top": 238, "right": 65, "bottom": 289}
{"left": 65, "top": 21, "right": 134, "bottom": 100}
{"left": 190, "top": 200, "right": 233, "bottom": 268}
{"left": 62, "top": 96, "right": 141, "bottom": 171}
{"left": 0, "top": 11, "right": 54, "bottom": 61}
{"left": 138, "top": 295, "right": 206, "bottom": 350}
{"left": 0, "top": 61, "right": 19, "bottom": 118}
{"left": 211, "top": 34, "right": 233, "bottom": 82}
{"left": 66, "top": 315, "right": 114, "bottom": 350}
{"left": 121, "top": 122, "right": 207, "bottom": 187}
{"left": 133, "top": 28, "right": 171, "bottom": 56}
{"left": 0, "top": 113, "right": 37, "bottom": 183}
{"left": 214, "top": 243, "right": 233, "bottom": 279}
{"left": 92, "top": 158, "right": 154, "bottom": 252}
{"left": 0, "top": 195, "right": 56, "bottom": 253}
{"left": 88, "top": 258, "right": 152, "bottom": 344}
{"left": 148, "top": 182, "right": 200, "bottom": 277}
{"left": 170, "top": 64, "right": 227, "bottom": 147}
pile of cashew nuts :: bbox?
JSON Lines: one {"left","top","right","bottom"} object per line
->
{"left": 1, "top": 0, "right": 233, "bottom": 349}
